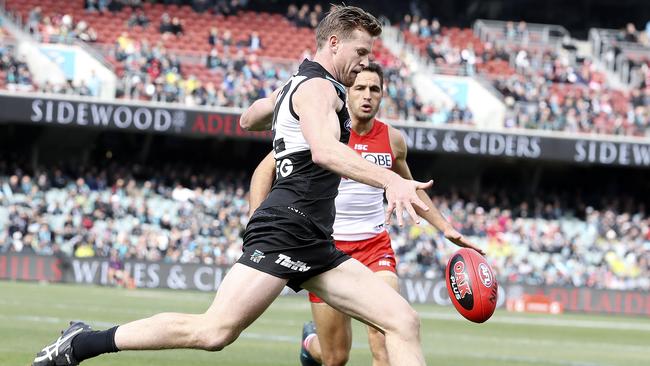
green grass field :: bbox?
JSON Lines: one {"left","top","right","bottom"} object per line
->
{"left": 1, "top": 281, "right": 648, "bottom": 366}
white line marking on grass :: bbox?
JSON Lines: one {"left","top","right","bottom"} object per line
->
{"left": 121, "top": 291, "right": 211, "bottom": 302}
{"left": 443, "top": 351, "right": 611, "bottom": 366}
{"left": 1, "top": 314, "right": 620, "bottom": 366}
{"left": 240, "top": 333, "right": 611, "bottom": 366}
{"left": 0, "top": 314, "right": 115, "bottom": 328}
{"left": 426, "top": 331, "right": 650, "bottom": 354}
{"left": 418, "top": 311, "right": 650, "bottom": 332}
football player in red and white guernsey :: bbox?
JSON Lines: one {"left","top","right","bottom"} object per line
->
{"left": 249, "top": 63, "right": 484, "bottom": 366}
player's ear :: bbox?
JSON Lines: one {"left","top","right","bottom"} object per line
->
{"left": 329, "top": 34, "right": 339, "bottom": 53}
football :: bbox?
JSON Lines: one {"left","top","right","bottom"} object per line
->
{"left": 445, "top": 248, "right": 498, "bottom": 323}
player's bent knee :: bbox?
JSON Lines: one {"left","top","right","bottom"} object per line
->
{"left": 195, "top": 326, "right": 241, "bottom": 352}
{"left": 321, "top": 350, "right": 349, "bottom": 366}
{"left": 401, "top": 308, "right": 421, "bottom": 339}
{"left": 387, "top": 306, "right": 420, "bottom": 341}
{"left": 198, "top": 332, "right": 238, "bottom": 352}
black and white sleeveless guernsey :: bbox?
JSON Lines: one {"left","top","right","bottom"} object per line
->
{"left": 238, "top": 59, "right": 352, "bottom": 291}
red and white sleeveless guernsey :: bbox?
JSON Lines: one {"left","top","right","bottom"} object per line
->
{"left": 332, "top": 119, "right": 394, "bottom": 241}
{"left": 309, "top": 120, "right": 396, "bottom": 303}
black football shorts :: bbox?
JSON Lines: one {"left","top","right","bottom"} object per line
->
{"left": 238, "top": 206, "right": 350, "bottom": 291}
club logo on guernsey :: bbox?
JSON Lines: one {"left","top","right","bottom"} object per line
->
{"left": 250, "top": 250, "right": 265, "bottom": 264}
{"left": 275, "top": 254, "right": 311, "bottom": 272}
{"left": 344, "top": 118, "right": 352, "bottom": 131}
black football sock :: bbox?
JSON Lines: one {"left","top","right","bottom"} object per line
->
{"left": 71, "top": 326, "right": 120, "bottom": 362}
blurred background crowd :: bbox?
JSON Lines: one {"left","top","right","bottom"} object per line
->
{"left": 1, "top": 159, "right": 647, "bottom": 291}
{"left": 0, "top": 0, "right": 648, "bottom": 294}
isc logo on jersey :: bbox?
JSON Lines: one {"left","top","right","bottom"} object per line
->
{"left": 362, "top": 152, "right": 392, "bottom": 168}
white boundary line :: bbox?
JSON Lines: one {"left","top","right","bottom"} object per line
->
{"left": 2, "top": 296, "right": 649, "bottom": 332}
{"left": 418, "top": 310, "right": 650, "bottom": 332}
{"left": 0, "top": 314, "right": 612, "bottom": 366}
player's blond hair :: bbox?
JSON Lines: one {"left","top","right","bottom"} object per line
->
{"left": 315, "top": 5, "right": 382, "bottom": 49}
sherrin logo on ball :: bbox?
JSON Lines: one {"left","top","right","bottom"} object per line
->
{"left": 446, "top": 248, "right": 498, "bottom": 323}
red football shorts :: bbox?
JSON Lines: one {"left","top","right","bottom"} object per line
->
{"left": 309, "top": 230, "right": 396, "bottom": 303}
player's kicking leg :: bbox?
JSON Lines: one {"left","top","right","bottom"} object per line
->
{"left": 32, "top": 264, "right": 287, "bottom": 365}
{"left": 301, "top": 270, "right": 399, "bottom": 366}
{"left": 303, "top": 259, "right": 425, "bottom": 366}
{"left": 366, "top": 270, "right": 399, "bottom": 366}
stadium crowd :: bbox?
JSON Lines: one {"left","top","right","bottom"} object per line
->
{"left": 0, "top": 43, "right": 34, "bottom": 91}
{"left": 0, "top": 35, "right": 104, "bottom": 95}
{"left": 109, "top": 3, "right": 443, "bottom": 121}
{"left": 1, "top": 162, "right": 648, "bottom": 291}
{"left": 27, "top": 6, "right": 98, "bottom": 43}
{"left": 6, "top": 2, "right": 463, "bottom": 122}
{"left": 400, "top": 14, "right": 650, "bottom": 136}
{"left": 115, "top": 30, "right": 294, "bottom": 108}
{"left": 395, "top": 192, "right": 649, "bottom": 291}
{"left": 6, "top": 2, "right": 650, "bottom": 131}
{"left": 615, "top": 22, "right": 650, "bottom": 46}
{"left": 496, "top": 49, "right": 650, "bottom": 136}
{"left": 0, "top": 160, "right": 251, "bottom": 266}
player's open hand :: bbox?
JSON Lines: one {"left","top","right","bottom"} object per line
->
{"left": 384, "top": 174, "right": 433, "bottom": 227}
{"left": 444, "top": 228, "right": 486, "bottom": 255}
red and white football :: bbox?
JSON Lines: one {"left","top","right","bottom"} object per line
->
{"left": 445, "top": 248, "right": 498, "bottom": 323}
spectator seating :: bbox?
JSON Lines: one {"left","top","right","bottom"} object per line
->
{"left": 1, "top": 162, "right": 648, "bottom": 290}
{"left": 399, "top": 16, "right": 650, "bottom": 136}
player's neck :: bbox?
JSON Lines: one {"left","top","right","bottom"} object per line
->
{"left": 312, "top": 51, "right": 338, "bottom": 81}
{"left": 352, "top": 117, "right": 375, "bottom": 136}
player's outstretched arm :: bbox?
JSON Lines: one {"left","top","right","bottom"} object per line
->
{"left": 240, "top": 88, "right": 281, "bottom": 131}
{"left": 293, "top": 78, "right": 432, "bottom": 226}
{"left": 249, "top": 151, "right": 275, "bottom": 217}
{"left": 389, "top": 126, "right": 485, "bottom": 255}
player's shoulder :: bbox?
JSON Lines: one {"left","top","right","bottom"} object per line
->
{"left": 373, "top": 118, "right": 387, "bottom": 127}
{"left": 297, "top": 59, "right": 341, "bottom": 84}
{"left": 378, "top": 120, "right": 404, "bottom": 143}
{"left": 382, "top": 121, "right": 407, "bottom": 155}
{"left": 296, "top": 58, "right": 326, "bottom": 77}
{"left": 292, "top": 78, "right": 339, "bottom": 105}
{"left": 295, "top": 59, "right": 346, "bottom": 97}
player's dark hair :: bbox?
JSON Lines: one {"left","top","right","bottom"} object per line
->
{"left": 315, "top": 5, "right": 382, "bottom": 49}
{"left": 361, "top": 62, "right": 384, "bottom": 90}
